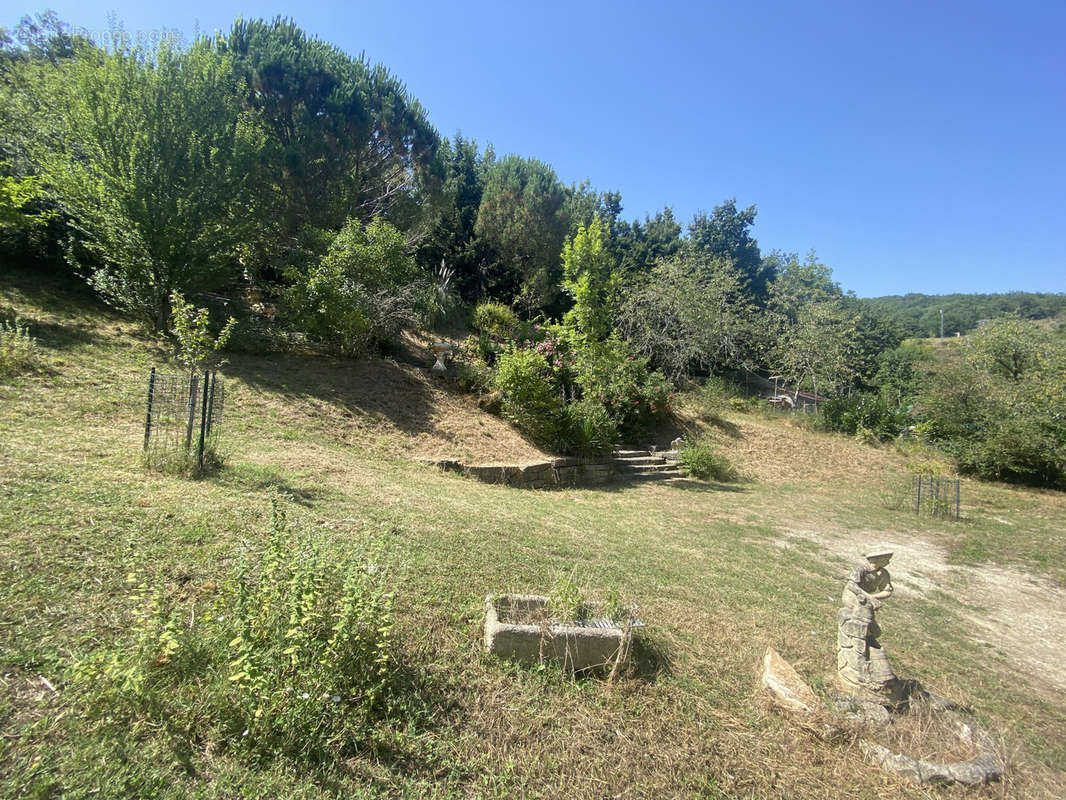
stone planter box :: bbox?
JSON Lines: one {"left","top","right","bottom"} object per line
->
{"left": 483, "top": 594, "right": 637, "bottom": 672}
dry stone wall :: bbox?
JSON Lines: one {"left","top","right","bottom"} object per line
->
{"left": 421, "top": 457, "right": 615, "bottom": 489}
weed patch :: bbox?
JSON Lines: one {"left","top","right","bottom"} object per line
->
{"left": 0, "top": 315, "right": 40, "bottom": 378}
{"left": 71, "top": 497, "right": 417, "bottom": 765}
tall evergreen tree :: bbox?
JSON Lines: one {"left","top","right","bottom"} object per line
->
{"left": 220, "top": 17, "right": 441, "bottom": 282}
{"left": 687, "top": 199, "right": 775, "bottom": 303}
{"left": 474, "top": 154, "right": 568, "bottom": 315}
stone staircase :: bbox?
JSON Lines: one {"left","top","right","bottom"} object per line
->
{"left": 611, "top": 448, "right": 683, "bottom": 481}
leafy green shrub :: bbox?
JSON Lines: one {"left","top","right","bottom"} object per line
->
{"left": 913, "top": 324, "right": 1066, "bottom": 488}
{"left": 493, "top": 347, "right": 566, "bottom": 447}
{"left": 572, "top": 336, "right": 671, "bottom": 441}
{"left": 854, "top": 426, "right": 878, "bottom": 446}
{"left": 564, "top": 398, "right": 620, "bottom": 457}
{"left": 170, "top": 291, "right": 236, "bottom": 374}
{"left": 0, "top": 315, "right": 40, "bottom": 378}
{"left": 549, "top": 571, "right": 590, "bottom": 624}
{"left": 285, "top": 218, "right": 429, "bottom": 357}
{"left": 453, "top": 335, "right": 494, "bottom": 393}
{"left": 819, "top": 394, "right": 908, "bottom": 441}
{"left": 472, "top": 301, "right": 520, "bottom": 341}
{"left": 73, "top": 501, "right": 407, "bottom": 764}
{"left": 700, "top": 375, "right": 742, "bottom": 410}
{"left": 678, "top": 440, "right": 738, "bottom": 482}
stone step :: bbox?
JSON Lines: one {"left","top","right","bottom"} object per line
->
{"left": 616, "top": 463, "right": 681, "bottom": 474}
{"left": 614, "top": 449, "right": 653, "bottom": 457}
{"left": 612, "top": 455, "right": 666, "bottom": 466}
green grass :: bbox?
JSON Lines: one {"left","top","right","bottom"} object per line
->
{"left": 2, "top": 270, "right": 1065, "bottom": 798}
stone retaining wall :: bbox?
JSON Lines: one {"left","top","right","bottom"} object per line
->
{"left": 421, "top": 456, "right": 616, "bottom": 489}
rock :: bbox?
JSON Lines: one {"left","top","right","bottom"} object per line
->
{"left": 762, "top": 647, "right": 822, "bottom": 714}
{"left": 860, "top": 719, "right": 1005, "bottom": 787}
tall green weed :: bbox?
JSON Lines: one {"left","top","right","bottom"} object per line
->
{"left": 0, "top": 315, "right": 40, "bottom": 378}
{"left": 73, "top": 498, "right": 409, "bottom": 763}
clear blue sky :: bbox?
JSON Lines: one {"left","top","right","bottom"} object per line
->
{"left": 4, "top": 1, "right": 1064, "bottom": 297}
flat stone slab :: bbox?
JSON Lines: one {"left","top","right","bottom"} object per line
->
{"left": 484, "top": 594, "right": 636, "bottom": 672}
{"left": 860, "top": 715, "right": 1005, "bottom": 786}
{"left": 762, "top": 647, "right": 822, "bottom": 713}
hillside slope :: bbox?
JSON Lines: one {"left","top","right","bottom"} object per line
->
{"left": 2, "top": 272, "right": 1065, "bottom": 799}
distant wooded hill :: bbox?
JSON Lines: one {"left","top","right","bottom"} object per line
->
{"left": 864, "top": 292, "right": 1066, "bottom": 338}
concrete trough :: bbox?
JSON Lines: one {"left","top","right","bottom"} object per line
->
{"left": 484, "top": 594, "right": 635, "bottom": 673}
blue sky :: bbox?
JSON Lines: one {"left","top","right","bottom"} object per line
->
{"left": 3, "top": 1, "right": 1063, "bottom": 297}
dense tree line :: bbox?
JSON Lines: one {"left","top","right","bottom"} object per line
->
{"left": 865, "top": 292, "right": 1066, "bottom": 339}
{"left": 2, "top": 12, "right": 1062, "bottom": 486}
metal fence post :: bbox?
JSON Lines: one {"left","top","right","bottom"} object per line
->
{"left": 915, "top": 475, "right": 922, "bottom": 515}
{"left": 205, "top": 371, "right": 217, "bottom": 438}
{"left": 185, "top": 373, "right": 199, "bottom": 452}
{"left": 144, "top": 367, "right": 156, "bottom": 451}
{"left": 955, "top": 479, "right": 960, "bottom": 520}
{"left": 197, "top": 370, "right": 210, "bottom": 470}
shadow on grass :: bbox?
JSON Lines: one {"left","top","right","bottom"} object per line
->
{"left": 225, "top": 351, "right": 442, "bottom": 440}
{"left": 628, "top": 632, "right": 673, "bottom": 682}
{"left": 1, "top": 264, "right": 102, "bottom": 309}
{"left": 16, "top": 316, "right": 101, "bottom": 351}
{"left": 600, "top": 477, "right": 747, "bottom": 494}
{"left": 216, "top": 462, "right": 340, "bottom": 507}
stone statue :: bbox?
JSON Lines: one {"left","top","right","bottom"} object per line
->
{"left": 837, "top": 547, "right": 904, "bottom": 703}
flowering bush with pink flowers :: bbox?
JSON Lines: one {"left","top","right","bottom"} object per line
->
{"left": 572, "top": 336, "right": 671, "bottom": 441}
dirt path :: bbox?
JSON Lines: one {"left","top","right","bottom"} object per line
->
{"left": 780, "top": 526, "right": 1066, "bottom": 698}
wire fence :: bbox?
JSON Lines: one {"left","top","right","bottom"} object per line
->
{"left": 143, "top": 368, "right": 225, "bottom": 472}
{"left": 913, "top": 474, "right": 960, "bottom": 519}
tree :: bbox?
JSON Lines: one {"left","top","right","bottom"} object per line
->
{"left": 766, "top": 250, "right": 842, "bottom": 318}
{"left": 564, "top": 181, "right": 622, "bottom": 237}
{"left": 27, "top": 38, "right": 261, "bottom": 328}
{"left": 0, "top": 172, "right": 49, "bottom": 232}
{"left": 619, "top": 251, "right": 754, "bottom": 381}
{"left": 0, "top": 11, "right": 77, "bottom": 66}
{"left": 169, "top": 291, "right": 236, "bottom": 376}
{"left": 873, "top": 342, "right": 927, "bottom": 406}
{"left": 965, "top": 314, "right": 1048, "bottom": 380}
{"left": 917, "top": 318, "right": 1066, "bottom": 486}
{"left": 687, "top": 199, "right": 774, "bottom": 303}
{"left": 474, "top": 155, "right": 568, "bottom": 315}
{"left": 772, "top": 301, "right": 859, "bottom": 398}
{"left": 415, "top": 134, "right": 496, "bottom": 302}
{"left": 561, "top": 217, "right": 618, "bottom": 342}
{"left": 615, "top": 207, "right": 683, "bottom": 279}
{"left": 221, "top": 18, "right": 441, "bottom": 283}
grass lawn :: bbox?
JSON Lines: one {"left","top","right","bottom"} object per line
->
{"left": 2, "top": 271, "right": 1065, "bottom": 799}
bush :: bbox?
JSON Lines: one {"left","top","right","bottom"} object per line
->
{"left": 564, "top": 398, "right": 620, "bottom": 457}
{"left": 819, "top": 394, "right": 908, "bottom": 441}
{"left": 492, "top": 347, "right": 566, "bottom": 447}
{"left": 915, "top": 334, "right": 1066, "bottom": 488}
{"left": 453, "top": 335, "right": 494, "bottom": 393}
{"left": 285, "top": 218, "right": 429, "bottom": 357}
{"left": 472, "top": 301, "right": 520, "bottom": 341}
{"left": 678, "top": 440, "right": 738, "bottom": 482}
{"left": 700, "top": 375, "right": 741, "bottom": 409}
{"left": 572, "top": 336, "right": 671, "bottom": 441}
{"left": 73, "top": 500, "right": 408, "bottom": 764}
{"left": 0, "top": 315, "right": 40, "bottom": 378}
